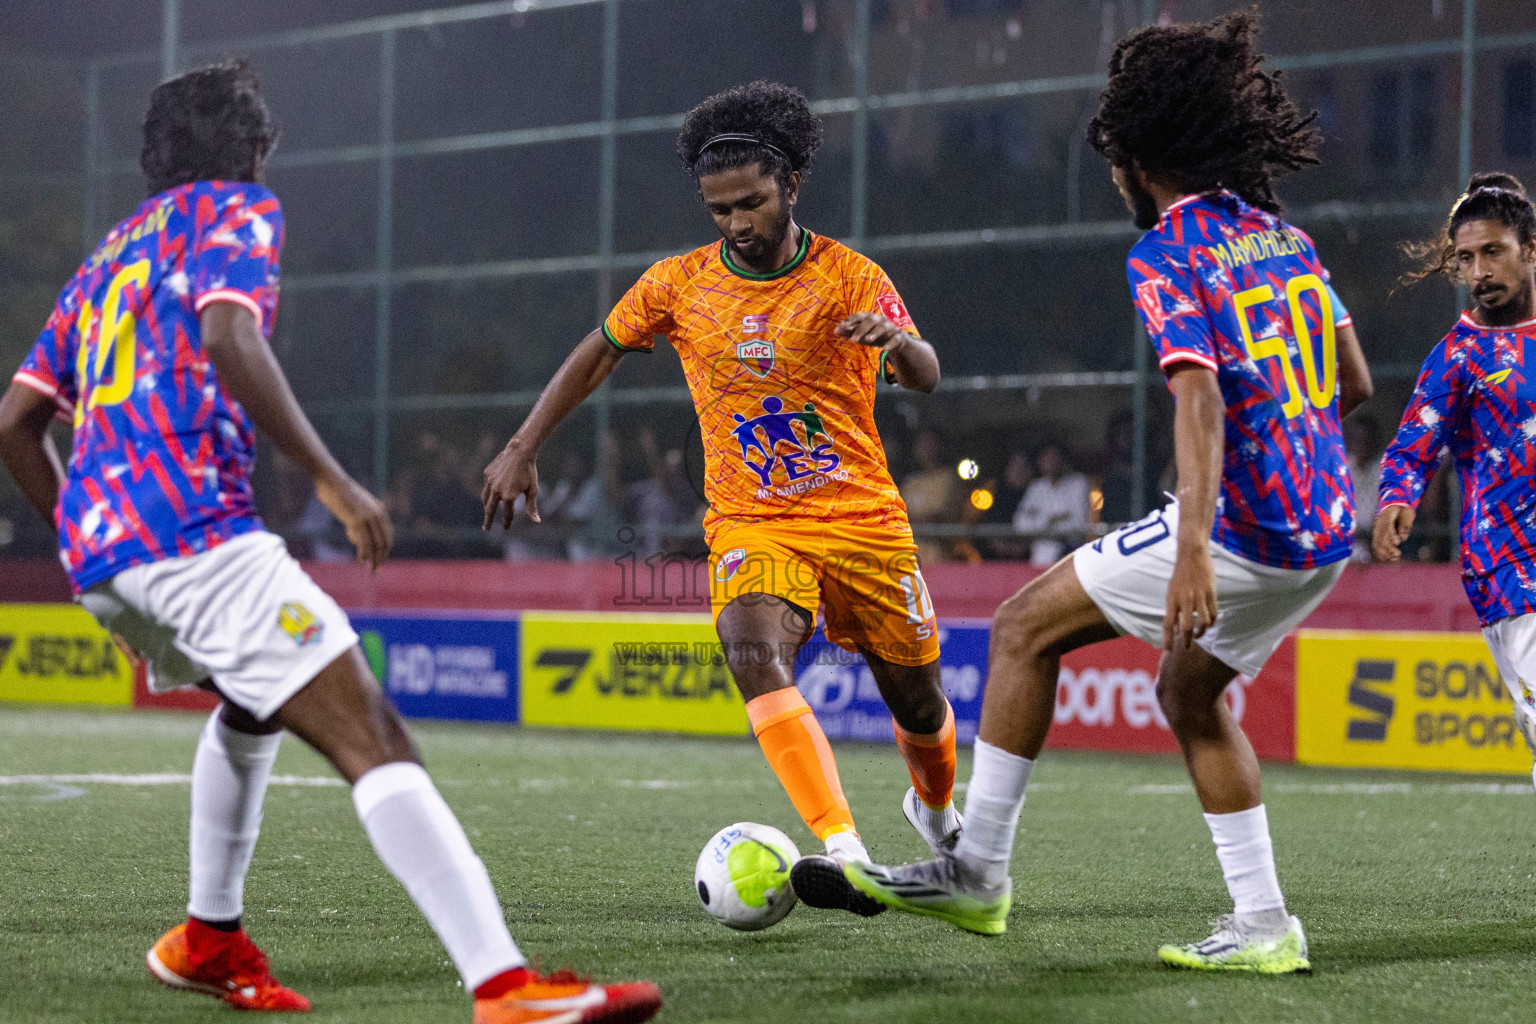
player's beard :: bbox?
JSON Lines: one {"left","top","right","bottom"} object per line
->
{"left": 1473, "top": 275, "right": 1536, "bottom": 327}
{"left": 726, "top": 203, "right": 793, "bottom": 272}
{"left": 1124, "top": 174, "right": 1162, "bottom": 231}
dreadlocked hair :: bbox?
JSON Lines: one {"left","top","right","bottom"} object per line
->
{"left": 1087, "top": 7, "right": 1320, "bottom": 215}
{"left": 1401, "top": 172, "right": 1536, "bottom": 285}
{"left": 141, "top": 58, "right": 279, "bottom": 197}
{"left": 676, "top": 81, "right": 823, "bottom": 191}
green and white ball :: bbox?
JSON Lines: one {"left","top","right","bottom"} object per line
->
{"left": 695, "top": 822, "right": 801, "bottom": 931}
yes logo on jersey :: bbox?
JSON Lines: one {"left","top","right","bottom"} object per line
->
{"left": 278, "top": 601, "right": 323, "bottom": 647}
{"left": 730, "top": 395, "right": 843, "bottom": 492}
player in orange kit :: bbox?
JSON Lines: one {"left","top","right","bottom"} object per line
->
{"left": 482, "top": 81, "right": 957, "bottom": 917}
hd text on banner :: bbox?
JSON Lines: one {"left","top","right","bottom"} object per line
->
{"left": 353, "top": 611, "right": 520, "bottom": 723}
{"left": 1296, "top": 629, "right": 1531, "bottom": 774}
{"left": 0, "top": 603, "right": 133, "bottom": 706}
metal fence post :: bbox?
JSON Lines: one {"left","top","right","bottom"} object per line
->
{"left": 592, "top": 0, "right": 621, "bottom": 447}
{"left": 1129, "top": 0, "right": 1158, "bottom": 520}
{"left": 850, "top": 0, "right": 872, "bottom": 247}
{"left": 160, "top": 0, "right": 180, "bottom": 79}
{"left": 81, "top": 62, "right": 100, "bottom": 256}
{"left": 372, "top": 29, "right": 397, "bottom": 492}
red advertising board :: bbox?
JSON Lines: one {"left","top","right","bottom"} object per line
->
{"left": 1047, "top": 635, "right": 1296, "bottom": 761}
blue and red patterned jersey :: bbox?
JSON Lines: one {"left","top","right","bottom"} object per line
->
{"left": 13, "top": 181, "right": 283, "bottom": 592}
{"left": 1129, "top": 190, "right": 1355, "bottom": 570}
{"left": 1379, "top": 314, "right": 1536, "bottom": 626}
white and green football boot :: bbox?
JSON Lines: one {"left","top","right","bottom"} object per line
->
{"left": 1158, "top": 915, "right": 1311, "bottom": 974}
{"left": 843, "top": 856, "right": 1010, "bottom": 936}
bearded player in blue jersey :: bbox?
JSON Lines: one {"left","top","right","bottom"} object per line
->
{"left": 1376, "top": 173, "right": 1536, "bottom": 786}
{"left": 845, "top": 11, "right": 1372, "bottom": 973}
{"left": 0, "top": 60, "right": 659, "bottom": 1023}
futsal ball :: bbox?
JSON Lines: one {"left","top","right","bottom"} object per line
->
{"left": 695, "top": 822, "right": 801, "bottom": 931}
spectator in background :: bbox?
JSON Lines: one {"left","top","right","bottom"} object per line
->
{"left": 543, "top": 434, "right": 622, "bottom": 562}
{"left": 396, "top": 432, "right": 486, "bottom": 558}
{"left": 900, "top": 428, "right": 961, "bottom": 564}
{"left": 1013, "top": 442, "right": 1089, "bottom": 567}
{"left": 973, "top": 447, "right": 1032, "bottom": 560}
{"left": 627, "top": 426, "right": 694, "bottom": 557}
{"left": 1344, "top": 414, "right": 1383, "bottom": 563}
{"left": 1098, "top": 408, "right": 1165, "bottom": 525}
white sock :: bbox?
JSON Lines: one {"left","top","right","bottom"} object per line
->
{"left": 187, "top": 709, "right": 281, "bottom": 923}
{"left": 1205, "top": 804, "right": 1288, "bottom": 931}
{"left": 824, "top": 830, "right": 870, "bottom": 863}
{"left": 953, "top": 740, "right": 1033, "bottom": 891}
{"left": 909, "top": 791, "right": 961, "bottom": 839}
{"left": 353, "top": 762, "right": 524, "bottom": 990}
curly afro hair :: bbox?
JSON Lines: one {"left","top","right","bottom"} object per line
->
{"left": 676, "top": 81, "right": 823, "bottom": 190}
{"left": 1088, "top": 8, "right": 1319, "bottom": 215}
{"left": 1403, "top": 171, "right": 1536, "bottom": 284}
{"left": 141, "top": 58, "right": 279, "bottom": 197}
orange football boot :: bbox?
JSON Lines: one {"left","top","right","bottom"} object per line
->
{"left": 472, "top": 968, "right": 661, "bottom": 1024}
{"left": 147, "top": 921, "right": 312, "bottom": 1012}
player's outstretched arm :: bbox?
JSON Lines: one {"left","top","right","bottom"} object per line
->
{"left": 0, "top": 383, "right": 65, "bottom": 525}
{"left": 1336, "top": 323, "right": 1373, "bottom": 417}
{"left": 1164, "top": 365, "right": 1224, "bottom": 651}
{"left": 482, "top": 328, "right": 626, "bottom": 530}
{"left": 201, "top": 302, "right": 393, "bottom": 570}
{"left": 837, "top": 314, "right": 939, "bottom": 393}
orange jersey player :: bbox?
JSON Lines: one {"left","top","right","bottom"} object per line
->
{"left": 483, "top": 81, "right": 960, "bottom": 918}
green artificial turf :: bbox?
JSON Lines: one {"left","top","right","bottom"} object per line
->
{"left": 2, "top": 705, "right": 1534, "bottom": 1023}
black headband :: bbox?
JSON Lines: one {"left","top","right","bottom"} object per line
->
{"left": 699, "top": 133, "right": 791, "bottom": 164}
{"left": 1452, "top": 185, "right": 1525, "bottom": 217}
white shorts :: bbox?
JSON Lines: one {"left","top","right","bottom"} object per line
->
{"left": 1073, "top": 503, "right": 1346, "bottom": 677}
{"left": 79, "top": 531, "right": 358, "bottom": 721}
{"left": 1481, "top": 614, "right": 1536, "bottom": 712}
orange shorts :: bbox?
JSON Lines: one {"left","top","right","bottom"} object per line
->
{"left": 707, "top": 517, "right": 940, "bottom": 667}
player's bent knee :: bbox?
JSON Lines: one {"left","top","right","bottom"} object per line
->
{"left": 991, "top": 589, "right": 1055, "bottom": 661}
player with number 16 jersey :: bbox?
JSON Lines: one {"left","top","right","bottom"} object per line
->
{"left": 16, "top": 179, "right": 279, "bottom": 591}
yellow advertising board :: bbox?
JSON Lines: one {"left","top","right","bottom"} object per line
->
{"left": 520, "top": 612, "right": 750, "bottom": 736}
{"left": 1296, "top": 629, "right": 1528, "bottom": 774}
{"left": 0, "top": 603, "right": 134, "bottom": 706}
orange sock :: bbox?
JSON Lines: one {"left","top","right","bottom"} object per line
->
{"left": 746, "top": 689, "right": 856, "bottom": 841}
{"left": 894, "top": 700, "right": 957, "bottom": 810}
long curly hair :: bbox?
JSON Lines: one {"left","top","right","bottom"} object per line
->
{"left": 1402, "top": 172, "right": 1536, "bottom": 285}
{"left": 676, "top": 81, "right": 823, "bottom": 190}
{"left": 1087, "top": 7, "right": 1320, "bottom": 214}
{"left": 140, "top": 58, "right": 279, "bottom": 197}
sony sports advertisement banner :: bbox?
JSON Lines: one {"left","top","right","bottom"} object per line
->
{"left": 519, "top": 612, "right": 750, "bottom": 735}
{"left": 352, "top": 611, "right": 520, "bottom": 724}
{"left": 0, "top": 603, "right": 134, "bottom": 706}
{"left": 1295, "top": 629, "right": 1529, "bottom": 774}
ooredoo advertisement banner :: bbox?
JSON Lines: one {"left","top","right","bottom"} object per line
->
{"left": 0, "top": 603, "right": 134, "bottom": 706}
{"left": 519, "top": 612, "right": 750, "bottom": 735}
{"left": 1295, "top": 629, "right": 1528, "bottom": 774}
{"left": 796, "top": 626, "right": 1297, "bottom": 761}
{"left": 1050, "top": 635, "right": 1297, "bottom": 761}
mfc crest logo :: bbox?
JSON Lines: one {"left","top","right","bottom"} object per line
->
{"left": 737, "top": 314, "right": 774, "bottom": 377}
{"left": 730, "top": 395, "right": 843, "bottom": 493}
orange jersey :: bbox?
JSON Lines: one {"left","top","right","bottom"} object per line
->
{"left": 603, "top": 231, "right": 917, "bottom": 537}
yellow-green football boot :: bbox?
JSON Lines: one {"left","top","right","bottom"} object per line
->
{"left": 843, "top": 857, "right": 1010, "bottom": 936}
{"left": 1158, "top": 914, "right": 1311, "bottom": 974}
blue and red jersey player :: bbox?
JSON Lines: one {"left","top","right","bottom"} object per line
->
{"left": 1378, "top": 311, "right": 1536, "bottom": 624}
{"left": 1127, "top": 189, "right": 1356, "bottom": 570}
{"left": 14, "top": 180, "right": 279, "bottom": 592}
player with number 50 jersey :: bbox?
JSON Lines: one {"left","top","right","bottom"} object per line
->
{"left": 1127, "top": 190, "right": 1356, "bottom": 569}
{"left": 16, "top": 180, "right": 279, "bottom": 591}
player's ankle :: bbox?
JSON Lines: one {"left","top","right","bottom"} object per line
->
{"left": 187, "top": 916, "right": 242, "bottom": 940}
{"left": 473, "top": 965, "right": 533, "bottom": 1000}
{"left": 1233, "top": 906, "right": 1290, "bottom": 938}
{"left": 823, "top": 829, "right": 868, "bottom": 863}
